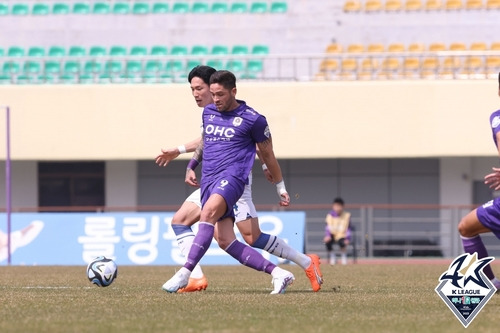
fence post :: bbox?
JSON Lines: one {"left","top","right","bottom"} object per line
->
{"left": 367, "top": 206, "right": 374, "bottom": 258}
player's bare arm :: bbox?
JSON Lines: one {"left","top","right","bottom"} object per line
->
{"left": 155, "top": 136, "right": 202, "bottom": 167}
{"left": 257, "top": 137, "right": 290, "bottom": 206}
{"left": 256, "top": 145, "right": 274, "bottom": 183}
{"left": 185, "top": 138, "right": 204, "bottom": 187}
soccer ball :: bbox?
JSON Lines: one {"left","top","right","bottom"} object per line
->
{"left": 86, "top": 256, "right": 118, "bottom": 287}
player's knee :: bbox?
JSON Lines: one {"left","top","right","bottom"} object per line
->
{"left": 200, "top": 206, "right": 219, "bottom": 223}
{"left": 458, "top": 218, "right": 470, "bottom": 237}
{"left": 171, "top": 211, "right": 189, "bottom": 226}
{"left": 241, "top": 233, "right": 259, "bottom": 246}
{"left": 216, "top": 236, "right": 232, "bottom": 250}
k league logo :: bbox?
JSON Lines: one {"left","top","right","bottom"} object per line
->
{"left": 435, "top": 253, "right": 496, "bottom": 328}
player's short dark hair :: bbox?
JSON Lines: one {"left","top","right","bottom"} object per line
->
{"left": 333, "top": 197, "right": 345, "bottom": 205}
{"left": 209, "top": 70, "right": 236, "bottom": 90}
{"left": 188, "top": 66, "right": 216, "bottom": 85}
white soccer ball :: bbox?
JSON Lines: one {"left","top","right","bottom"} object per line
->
{"left": 86, "top": 256, "right": 118, "bottom": 287}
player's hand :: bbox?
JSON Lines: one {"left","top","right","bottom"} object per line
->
{"left": 323, "top": 236, "right": 332, "bottom": 243}
{"left": 155, "top": 148, "right": 180, "bottom": 167}
{"left": 185, "top": 169, "right": 199, "bottom": 187}
{"left": 484, "top": 167, "right": 500, "bottom": 190}
{"left": 279, "top": 192, "right": 290, "bottom": 207}
{"left": 263, "top": 169, "right": 274, "bottom": 183}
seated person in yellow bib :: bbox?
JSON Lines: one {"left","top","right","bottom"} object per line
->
{"left": 324, "top": 197, "right": 351, "bottom": 265}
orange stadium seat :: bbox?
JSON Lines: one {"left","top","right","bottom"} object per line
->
{"left": 465, "top": 0, "right": 483, "bottom": 8}
{"left": 408, "top": 43, "right": 425, "bottom": 52}
{"left": 326, "top": 43, "right": 343, "bottom": 53}
{"left": 385, "top": 0, "right": 403, "bottom": 11}
{"left": 347, "top": 44, "right": 365, "bottom": 53}
{"left": 429, "top": 43, "right": 446, "bottom": 51}
{"left": 486, "top": 0, "right": 500, "bottom": 8}
{"left": 490, "top": 42, "right": 500, "bottom": 50}
{"left": 421, "top": 57, "right": 439, "bottom": 78}
{"left": 365, "top": 0, "right": 383, "bottom": 11}
{"left": 367, "top": 43, "right": 385, "bottom": 53}
{"left": 449, "top": 42, "right": 466, "bottom": 51}
{"left": 343, "top": 0, "right": 362, "bottom": 12}
{"left": 341, "top": 58, "right": 358, "bottom": 71}
{"left": 388, "top": 43, "right": 405, "bottom": 52}
{"left": 405, "top": 0, "right": 424, "bottom": 10}
{"left": 426, "top": 0, "right": 443, "bottom": 9}
{"left": 486, "top": 57, "right": 500, "bottom": 77}
{"left": 379, "top": 58, "right": 401, "bottom": 78}
{"left": 445, "top": 0, "right": 463, "bottom": 9}
{"left": 358, "top": 58, "right": 378, "bottom": 80}
{"left": 402, "top": 57, "right": 421, "bottom": 78}
{"left": 470, "top": 42, "right": 487, "bottom": 50}
{"left": 319, "top": 59, "right": 339, "bottom": 72}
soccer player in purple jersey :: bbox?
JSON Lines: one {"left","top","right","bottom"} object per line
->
{"left": 457, "top": 73, "right": 500, "bottom": 290}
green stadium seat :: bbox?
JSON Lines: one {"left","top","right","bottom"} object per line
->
{"left": 104, "top": 61, "right": 123, "bottom": 74}
{"left": 0, "top": 75, "right": 11, "bottom": 84}
{"left": 187, "top": 59, "right": 202, "bottom": 71}
{"left": 144, "top": 60, "right": 162, "bottom": 73}
{"left": 23, "top": 61, "right": 41, "bottom": 74}
{"left": 226, "top": 60, "right": 245, "bottom": 72}
{"left": 192, "top": 2, "right": 209, "bottom": 13}
{"left": 44, "top": 61, "right": 61, "bottom": 74}
{"left": 3, "top": 62, "right": 21, "bottom": 74}
{"left": 165, "top": 60, "right": 184, "bottom": 72}
{"left": 211, "top": 45, "right": 229, "bottom": 55}
{"left": 158, "top": 73, "right": 173, "bottom": 83}
{"left": 250, "top": 2, "right": 268, "bottom": 13}
{"left": 68, "top": 46, "right": 85, "bottom": 57}
{"left": 171, "top": 46, "right": 188, "bottom": 56}
{"left": 132, "top": 2, "right": 150, "bottom": 14}
{"left": 211, "top": 2, "right": 229, "bottom": 12}
{"left": 79, "top": 74, "right": 94, "bottom": 84}
{"left": 84, "top": 61, "right": 103, "bottom": 74}
{"left": 63, "top": 61, "right": 81, "bottom": 74}
{"left": 89, "top": 46, "right": 106, "bottom": 57}
{"left": 16, "top": 75, "right": 36, "bottom": 85}
{"left": 0, "top": 48, "right": 3, "bottom": 57}
{"left": 7, "top": 47, "right": 25, "bottom": 57}
{"left": 126, "top": 61, "right": 142, "bottom": 74}
{"left": 152, "top": 2, "right": 168, "bottom": 13}
{"left": 11, "top": 4, "right": 29, "bottom": 15}
{"left": 112, "top": 2, "right": 130, "bottom": 14}
{"left": 60, "top": 74, "right": 78, "bottom": 84}
{"left": 72, "top": 3, "right": 90, "bottom": 14}
{"left": 110, "top": 46, "right": 127, "bottom": 57}
{"left": 32, "top": 3, "right": 50, "bottom": 15}
{"left": 191, "top": 45, "right": 209, "bottom": 55}
{"left": 38, "top": 74, "right": 55, "bottom": 84}
{"left": 92, "top": 2, "right": 110, "bottom": 14}
{"left": 150, "top": 45, "right": 168, "bottom": 56}
{"left": 230, "top": 2, "right": 248, "bottom": 12}
{"left": 270, "top": 2, "right": 288, "bottom": 13}
{"left": 206, "top": 59, "right": 224, "bottom": 69}
{"left": 247, "top": 59, "right": 264, "bottom": 73}
{"left": 240, "top": 73, "right": 258, "bottom": 79}
{"left": 0, "top": 3, "right": 8, "bottom": 16}
{"left": 231, "top": 45, "right": 249, "bottom": 55}
{"left": 251, "top": 45, "right": 269, "bottom": 55}
{"left": 52, "top": 3, "right": 70, "bottom": 15}
{"left": 48, "top": 46, "right": 66, "bottom": 57}
{"left": 28, "top": 47, "right": 45, "bottom": 57}
{"left": 172, "top": 2, "right": 189, "bottom": 13}
{"left": 98, "top": 73, "right": 112, "bottom": 84}
{"left": 130, "top": 46, "right": 148, "bottom": 56}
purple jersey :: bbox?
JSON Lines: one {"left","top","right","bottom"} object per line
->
{"left": 201, "top": 100, "right": 270, "bottom": 186}
{"left": 490, "top": 110, "right": 500, "bottom": 147}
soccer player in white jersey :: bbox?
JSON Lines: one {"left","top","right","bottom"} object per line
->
{"left": 158, "top": 69, "right": 322, "bottom": 294}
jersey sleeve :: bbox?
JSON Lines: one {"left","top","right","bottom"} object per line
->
{"left": 490, "top": 112, "right": 500, "bottom": 136}
{"left": 250, "top": 115, "right": 271, "bottom": 143}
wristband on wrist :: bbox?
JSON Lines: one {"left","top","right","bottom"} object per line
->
{"left": 177, "top": 145, "right": 187, "bottom": 154}
{"left": 187, "top": 159, "right": 199, "bottom": 170}
{"left": 262, "top": 163, "right": 268, "bottom": 171}
{"left": 275, "top": 180, "right": 287, "bottom": 195}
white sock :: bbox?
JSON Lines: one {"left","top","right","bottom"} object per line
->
{"left": 263, "top": 235, "right": 311, "bottom": 270}
{"left": 330, "top": 253, "right": 336, "bottom": 264}
{"left": 177, "top": 232, "right": 204, "bottom": 279}
{"left": 341, "top": 253, "right": 347, "bottom": 265}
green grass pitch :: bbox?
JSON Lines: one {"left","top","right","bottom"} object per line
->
{"left": 1, "top": 262, "right": 499, "bottom": 332}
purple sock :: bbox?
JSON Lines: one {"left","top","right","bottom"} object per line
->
{"left": 183, "top": 223, "right": 214, "bottom": 272}
{"left": 462, "top": 235, "right": 495, "bottom": 280}
{"left": 225, "top": 240, "right": 276, "bottom": 274}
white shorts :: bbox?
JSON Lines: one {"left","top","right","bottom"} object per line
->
{"left": 184, "top": 181, "right": 257, "bottom": 223}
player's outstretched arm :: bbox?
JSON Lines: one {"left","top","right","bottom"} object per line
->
{"left": 257, "top": 137, "right": 290, "bottom": 206}
{"left": 155, "top": 136, "right": 201, "bottom": 167}
{"left": 185, "top": 139, "right": 204, "bottom": 187}
{"left": 256, "top": 146, "right": 274, "bottom": 183}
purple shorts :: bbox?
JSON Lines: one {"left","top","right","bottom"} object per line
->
{"left": 201, "top": 175, "right": 245, "bottom": 221}
{"left": 477, "top": 198, "right": 500, "bottom": 239}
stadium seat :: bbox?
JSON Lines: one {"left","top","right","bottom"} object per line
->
{"left": 491, "top": 42, "right": 500, "bottom": 50}
{"left": 0, "top": 74, "right": 11, "bottom": 84}
{"left": 72, "top": 3, "right": 90, "bottom": 14}
{"left": 28, "top": 47, "right": 45, "bottom": 57}
{"left": 211, "top": 2, "right": 229, "bottom": 13}
{"left": 429, "top": 43, "right": 446, "bottom": 51}
{"left": 270, "top": 2, "right": 288, "bottom": 13}
{"left": 186, "top": 59, "right": 202, "bottom": 71}
{"left": 367, "top": 44, "right": 385, "bottom": 53}
{"left": 172, "top": 2, "right": 189, "bottom": 13}
{"left": 98, "top": 73, "right": 112, "bottom": 84}
{"left": 152, "top": 2, "right": 169, "bottom": 13}
{"left": 382, "top": 58, "right": 400, "bottom": 71}
{"left": 445, "top": 0, "right": 463, "bottom": 10}
{"left": 319, "top": 59, "right": 339, "bottom": 72}
{"left": 150, "top": 45, "right": 168, "bottom": 55}
{"left": 347, "top": 44, "right": 364, "bottom": 53}
{"left": 211, "top": 45, "right": 229, "bottom": 55}
{"left": 344, "top": 0, "right": 362, "bottom": 11}
{"left": 60, "top": 74, "right": 78, "bottom": 84}
{"left": 52, "top": 3, "right": 70, "bottom": 15}
{"left": 486, "top": 57, "right": 500, "bottom": 71}
{"left": 171, "top": 46, "right": 188, "bottom": 56}
{"left": 470, "top": 42, "right": 487, "bottom": 50}
{"left": 32, "top": 3, "right": 50, "bottom": 15}
{"left": 92, "top": 2, "right": 110, "bottom": 14}
{"left": 0, "top": 3, "right": 8, "bottom": 15}
{"left": 144, "top": 60, "right": 162, "bottom": 74}
{"left": 388, "top": 43, "right": 405, "bottom": 52}
{"left": 130, "top": 46, "right": 148, "bottom": 56}
{"left": 89, "top": 46, "right": 107, "bottom": 57}
{"left": 44, "top": 61, "right": 61, "bottom": 75}
{"left": 251, "top": 45, "right": 269, "bottom": 55}
{"left": 405, "top": 0, "right": 423, "bottom": 10}
{"left": 11, "top": 4, "right": 29, "bottom": 15}
{"left": 206, "top": 59, "right": 224, "bottom": 69}
{"left": 79, "top": 74, "right": 94, "bottom": 84}
{"left": 385, "top": 0, "right": 403, "bottom": 11}
{"left": 421, "top": 58, "right": 439, "bottom": 78}
{"left": 341, "top": 58, "right": 358, "bottom": 71}
{"left": 247, "top": 59, "right": 264, "bottom": 73}
{"left": 365, "top": 0, "right": 383, "bottom": 11}
{"left": 361, "top": 58, "right": 378, "bottom": 70}
{"left": 110, "top": 46, "right": 127, "bottom": 57}
{"left": 0, "top": 48, "right": 3, "bottom": 57}
{"left": 2, "top": 62, "right": 21, "bottom": 74}
{"left": 464, "top": 57, "right": 483, "bottom": 72}
{"left": 16, "top": 75, "right": 37, "bottom": 85}
{"left": 466, "top": 0, "right": 483, "bottom": 8}
{"left": 449, "top": 42, "right": 466, "bottom": 51}
{"left": 326, "top": 43, "right": 343, "bottom": 53}
{"left": 104, "top": 61, "right": 123, "bottom": 74}
{"left": 112, "top": 2, "right": 130, "bottom": 14}
{"left": 442, "top": 57, "right": 461, "bottom": 71}
{"left": 165, "top": 60, "right": 185, "bottom": 72}
{"left": 126, "top": 61, "right": 142, "bottom": 74}
{"left": 408, "top": 43, "right": 425, "bottom": 52}
{"left": 69, "top": 46, "right": 85, "bottom": 57}
{"left": 425, "top": 0, "right": 443, "bottom": 9}
{"left": 232, "top": 45, "right": 249, "bottom": 55}
{"left": 250, "top": 2, "right": 268, "bottom": 13}
{"left": 132, "top": 2, "right": 150, "bottom": 14}
{"left": 192, "top": 2, "right": 209, "bottom": 13}
{"left": 226, "top": 60, "right": 245, "bottom": 72}
{"left": 7, "top": 47, "right": 25, "bottom": 57}
{"left": 402, "top": 58, "right": 420, "bottom": 77}
{"left": 23, "top": 61, "right": 41, "bottom": 74}
{"left": 486, "top": 0, "right": 500, "bottom": 8}
{"left": 48, "top": 46, "right": 65, "bottom": 57}
{"left": 84, "top": 61, "right": 103, "bottom": 74}
{"left": 230, "top": 2, "right": 248, "bottom": 13}
{"left": 63, "top": 61, "right": 81, "bottom": 74}
{"left": 190, "top": 45, "right": 208, "bottom": 55}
